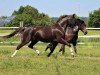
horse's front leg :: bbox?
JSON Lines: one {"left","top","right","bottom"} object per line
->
{"left": 72, "top": 43, "right": 77, "bottom": 56}
{"left": 73, "top": 46, "right": 77, "bottom": 54}
{"left": 69, "top": 46, "right": 75, "bottom": 57}
{"left": 45, "top": 43, "right": 53, "bottom": 51}
{"left": 69, "top": 44, "right": 77, "bottom": 57}
{"left": 59, "top": 44, "right": 65, "bottom": 54}
{"left": 47, "top": 42, "right": 58, "bottom": 57}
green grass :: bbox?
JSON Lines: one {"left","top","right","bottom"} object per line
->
{"left": 78, "top": 30, "right": 100, "bottom": 36}
{"left": 0, "top": 29, "right": 100, "bottom": 46}
{"left": 0, "top": 29, "right": 100, "bottom": 75}
{"left": 0, "top": 29, "right": 100, "bottom": 35}
{"left": 0, "top": 30, "right": 14, "bottom": 34}
{"left": 0, "top": 44, "right": 100, "bottom": 75}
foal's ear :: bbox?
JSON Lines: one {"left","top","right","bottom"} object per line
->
{"left": 72, "top": 14, "right": 75, "bottom": 18}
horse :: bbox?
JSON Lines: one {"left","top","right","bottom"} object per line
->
{"left": 3, "top": 14, "right": 77, "bottom": 57}
{"left": 45, "top": 18, "right": 88, "bottom": 57}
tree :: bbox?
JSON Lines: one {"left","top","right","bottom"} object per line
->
{"left": 5, "top": 5, "right": 52, "bottom": 27}
{"left": 0, "top": 16, "right": 7, "bottom": 21}
{"left": 88, "top": 8, "right": 100, "bottom": 28}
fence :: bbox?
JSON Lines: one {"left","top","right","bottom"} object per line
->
{"left": 0, "top": 27, "right": 100, "bottom": 45}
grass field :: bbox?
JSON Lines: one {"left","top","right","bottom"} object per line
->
{"left": 0, "top": 29, "right": 100, "bottom": 75}
{"left": 0, "top": 44, "right": 100, "bottom": 75}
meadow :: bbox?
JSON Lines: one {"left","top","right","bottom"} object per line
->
{"left": 0, "top": 29, "right": 100, "bottom": 75}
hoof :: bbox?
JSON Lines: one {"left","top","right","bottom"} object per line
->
{"left": 11, "top": 55, "right": 14, "bottom": 58}
{"left": 47, "top": 54, "right": 50, "bottom": 57}
{"left": 71, "top": 55, "right": 77, "bottom": 57}
{"left": 59, "top": 49, "right": 62, "bottom": 52}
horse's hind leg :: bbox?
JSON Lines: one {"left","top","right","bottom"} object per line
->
{"left": 47, "top": 42, "right": 58, "bottom": 57}
{"left": 28, "top": 40, "right": 39, "bottom": 55}
{"left": 11, "top": 41, "right": 30, "bottom": 57}
{"left": 11, "top": 34, "right": 31, "bottom": 57}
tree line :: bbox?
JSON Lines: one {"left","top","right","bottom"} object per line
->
{"left": 1, "top": 5, "right": 100, "bottom": 28}
{"left": 4, "top": 5, "right": 52, "bottom": 27}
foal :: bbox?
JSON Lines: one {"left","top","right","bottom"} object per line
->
{"left": 3, "top": 14, "right": 77, "bottom": 57}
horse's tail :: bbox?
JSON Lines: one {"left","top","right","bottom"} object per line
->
{"left": 3, "top": 27, "right": 25, "bottom": 38}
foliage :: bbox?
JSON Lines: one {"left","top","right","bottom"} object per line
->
{"left": 88, "top": 8, "right": 100, "bottom": 28}
{"left": 4, "top": 5, "right": 52, "bottom": 27}
{"left": 0, "top": 16, "right": 7, "bottom": 21}
{"left": 80, "top": 17, "right": 88, "bottom": 25}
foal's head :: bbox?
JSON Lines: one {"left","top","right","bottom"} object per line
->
{"left": 76, "top": 19, "right": 88, "bottom": 35}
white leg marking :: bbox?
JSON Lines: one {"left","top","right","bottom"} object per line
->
{"left": 36, "top": 50, "right": 40, "bottom": 54}
{"left": 11, "top": 50, "right": 18, "bottom": 57}
{"left": 70, "top": 47, "right": 75, "bottom": 56}
{"left": 33, "top": 47, "right": 40, "bottom": 55}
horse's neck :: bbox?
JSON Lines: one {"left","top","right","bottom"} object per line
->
{"left": 58, "top": 18, "right": 68, "bottom": 30}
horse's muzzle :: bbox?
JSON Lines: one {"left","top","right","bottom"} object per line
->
{"left": 84, "top": 31, "right": 88, "bottom": 35}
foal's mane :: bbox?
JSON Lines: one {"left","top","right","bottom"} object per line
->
{"left": 56, "top": 15, "right": 68, "bottom": 23}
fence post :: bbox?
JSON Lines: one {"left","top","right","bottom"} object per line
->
{"left": 20, "top": 21, "right": 23, "bottom": 27}
{"left": 19, "top": 21, "right": 24, "bottom": 42}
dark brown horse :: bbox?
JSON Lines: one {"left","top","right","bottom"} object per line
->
{"left": 45, "top": 18, "right": 88, "bottom": 57}
{"left": 3, "top": 14, "right": 77, "bottom": 57}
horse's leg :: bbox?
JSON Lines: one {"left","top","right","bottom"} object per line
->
{"left": 56, "top": 37, "right": 71, "bottom": 47}
{"left": 11, "top": 40, "right": 30, "bottom": 57}
{"left": 73, "top": 46, "right": 77, "bottom": 54}
{"left": 45, "top": 43, "right": 53, "bottom": 51}
{"left": 73, "top": 42, "right": 77, "bottom": 55}
{"left": 68, "top": 42, "right": 77, "bottom": 57}
{"left": 59, "top": 44, "right": 65, "bottom": 53}
{"left": 28, "top": 40, "right": 40, "bottom": 55}
{"left": 47, "top": 42, "right": 58, "bottom": 57}
{"left": 11, "top": 33, "right": 31, "bottom": 57}
{"left": 61, "top": 45, "right": 65, "bottom": 54}
{"left": 69, "top": 46, "right": 76, "bottom": 57}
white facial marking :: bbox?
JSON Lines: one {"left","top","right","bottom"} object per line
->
{"left": 73, "top": 26, "right": 78, "bottom": 32}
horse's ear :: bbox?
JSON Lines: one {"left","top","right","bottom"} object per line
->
{"left": 72, "top": 14, "right": 75, "bottom": 18}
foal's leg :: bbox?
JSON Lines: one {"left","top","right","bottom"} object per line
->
{"left": 47, "top": 42, "right": 58, "bottom": 57}
{"left": 28, "top": 40, "right": 40, "bottom": 55}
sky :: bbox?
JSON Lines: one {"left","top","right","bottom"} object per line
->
{"left": 0, "top": 0, "right": 100, "bottom": 17}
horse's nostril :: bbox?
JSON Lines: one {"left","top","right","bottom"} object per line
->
{"left": 84, "top": 32, "right": 88, "bottom": 35}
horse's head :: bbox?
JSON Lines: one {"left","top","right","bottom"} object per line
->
{"left": 56, "top": 14, "right": 76, "bottom": 31}
{"left": 76, "top": 19, "right": 88, "bottom": 35}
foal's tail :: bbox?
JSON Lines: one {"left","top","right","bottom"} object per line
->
{"left": 3, "top": 27, "right": 25, "bottom": 38}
